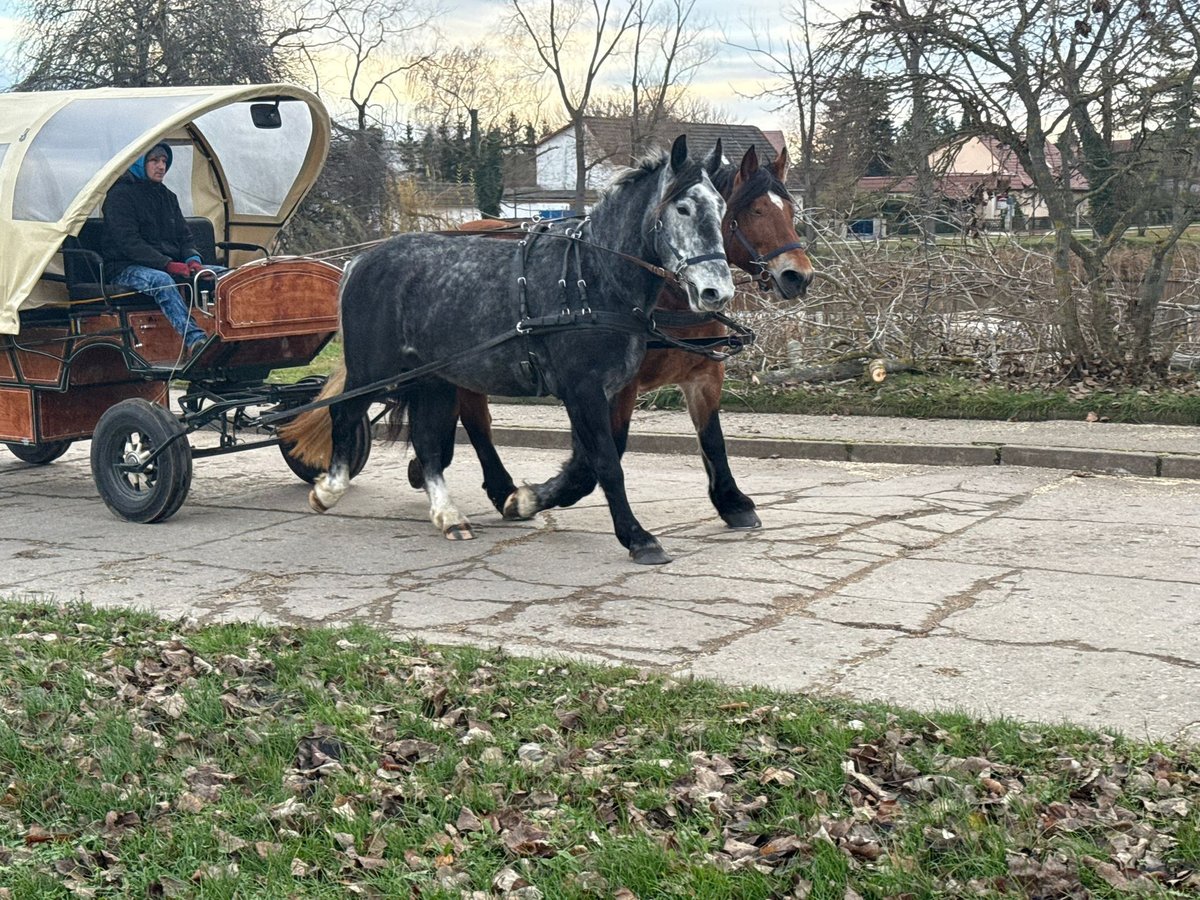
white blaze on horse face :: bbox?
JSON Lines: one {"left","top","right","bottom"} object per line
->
{"left": 769, "top": 192, "right": 786, "bottom": 211}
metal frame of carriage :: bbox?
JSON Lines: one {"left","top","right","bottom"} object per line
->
{"left": 0, "top": 85, "right": 373, "bottom": 522}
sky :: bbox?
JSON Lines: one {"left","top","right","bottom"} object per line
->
{"left": 0, "top": 0, "right": 850, "bottom": 133}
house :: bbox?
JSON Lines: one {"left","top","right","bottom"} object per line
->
{"left": 532, "top": 116, "right": 784, "bottom": 195}
{"left": 855, "top": 135, "right": 1090, "bottom": 235}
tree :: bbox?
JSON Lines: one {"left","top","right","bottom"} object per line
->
{"left": 730, "top": 0, "right": 845, "bottom": 238}
{"left": 11, "top": 0, "right": 292, "bottom": 89}
{"left": 507, "top": 0, "right": 639, "bottom": 213}
{"left": 406, "top": 43, "right": 548, "bottom": 137}
{"left": 854, "top": 0, "right": 1200, "bottom": 373}
{"left": 625, "top": 0, "right": 716, "bottom": 158}
{"left": 816, "top": 73, "right": 896, "bottom": 209}
{"left": 474, "top": 129, "right": 505, "bottom": 217}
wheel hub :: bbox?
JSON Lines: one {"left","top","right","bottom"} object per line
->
{"left": 120, "top": 433, "right": 155, "bottom": 490}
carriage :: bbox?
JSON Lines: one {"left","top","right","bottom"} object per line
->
{"left": 0, "top": 84, "right": 371, "bottom": 523}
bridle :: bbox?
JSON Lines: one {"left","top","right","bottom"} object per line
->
{"left": 651, "top": 217, "right": 727, "bottom": 283}
{"left": 724, "top": 178, "right": 808, "bottom": 294}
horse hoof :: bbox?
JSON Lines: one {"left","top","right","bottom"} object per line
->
{"left": 630, "top": 544, "right": 671, "bottom": 565}
{"left": 722, "top": 509, "right": 761, "bottom": 530}
{"left": 308, "top": 490, "right": 328, "bottom": 513}
{"left": 502, "top": 487, "right": 538, "bottom": 520}
{"left": 407, "top": 457, "right": 425, "bottom": 490}
{"left": 444, "top": 524, "right": 474, "bottom": 541}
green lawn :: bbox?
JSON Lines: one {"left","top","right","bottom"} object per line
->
{"left": 1, "top": 598, "right": 1196, "bottom": 898}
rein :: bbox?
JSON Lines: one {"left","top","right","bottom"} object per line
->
{"left": 646, "top": 308, "right": 756, "bottom": 361}
{"left": 253, "top": 308, "right": 656, "bottom": 428}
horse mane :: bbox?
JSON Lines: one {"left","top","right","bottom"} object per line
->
{"left": 602, "top": 148, "right": 706, "bottom": 210}
{"left": 726, "top": 165, "right": 793, "bottom": 221}
{"left": 709, "top": 160, "right": 736, "bottom": 197}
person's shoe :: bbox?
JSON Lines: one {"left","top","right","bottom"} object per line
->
{"left": 182, "top": 339, "right": 207, "bottom": 365}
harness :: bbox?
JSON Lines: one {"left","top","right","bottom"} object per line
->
{"left": 511, "top": 217, "right": 735, "bottom": 392}
{"left": 727, "top": 218, "right": 808, "bottom": 293}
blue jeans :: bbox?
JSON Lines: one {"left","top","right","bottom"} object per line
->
{"left": 114, "top": 265, "right": 220, "bottom": 348}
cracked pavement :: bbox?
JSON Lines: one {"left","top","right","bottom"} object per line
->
{"left": 3, "top": 435, "right": 1199, "bottom": 742}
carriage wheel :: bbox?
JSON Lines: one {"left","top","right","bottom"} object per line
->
{"left": 90, "top": 399, "right": 192, "bottom": 523}
{"left": 279, "top": 412, "right": 372, "bottom": 484}
{"left": 5, "top": 440, "right": 72, "bottom": 465}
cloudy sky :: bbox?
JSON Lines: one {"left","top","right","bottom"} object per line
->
{"left": 0, "top": 0, "right": 854, "bottom": 131}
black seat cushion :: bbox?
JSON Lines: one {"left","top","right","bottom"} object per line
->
{"left": 60, "top": 216, "right": 218, "bottom": 304}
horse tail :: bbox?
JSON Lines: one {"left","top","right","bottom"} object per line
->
{"left": 384, "top": 393, "right": 410, "bottom": 444}
{"left": 278, "top": 363, "right": 345, "bottom": 467}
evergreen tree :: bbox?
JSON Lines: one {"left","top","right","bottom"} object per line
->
{"left": 474, "top": 129, "right": 504, "bottom": 217}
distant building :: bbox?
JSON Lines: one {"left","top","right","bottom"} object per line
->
{"left": 407, "top": 116, "right": 788, "bottom": 224}
{"left": 854, "top": 135, "right": 1091, "bottom": 235}
{"left": 532, "top": 116, "right": 783, "bottom": 195}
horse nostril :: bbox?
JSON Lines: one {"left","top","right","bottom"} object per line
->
{"left": 779, "top": 269, "right": 809, "bottom": 298}
{"left": 700, "top": 286, "right": 724, "bottom": 307}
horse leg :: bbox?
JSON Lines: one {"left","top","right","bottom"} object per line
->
{"left": 409, "top": 381, "right": 473, "bottom": 540}
{"left": 681, "top": 368, "right": 760, "bottom": 529}
{"left": 502, "top": 380, "right": 636, "bottom": 520}
{"left": 562, "top": 386, "right": 668, "bottom": 565}
{"left": 408, "top": 389, "right": 518, "bottom": 515}
{"left": 310, "top": 394, "right": 373, "bottom": 513}
{"left": 459, "top": 390, "right": 518, "bottom": 513}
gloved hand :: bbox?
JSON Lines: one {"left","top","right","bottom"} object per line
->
{"left": 187, "top": 261, "right": 205, "bottom": 276}
{"left": 165, "top": 261, "right": 190, "bottom": 279}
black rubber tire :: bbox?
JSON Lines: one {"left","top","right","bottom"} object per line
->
{"left": 90, "top": 399, "right": 192, "bottom": 524}
{"left": 279, "top": 413, "right": 372, "bottom": 484}
{"left": 5, "top": 440, "right": 72, "bottom": 464}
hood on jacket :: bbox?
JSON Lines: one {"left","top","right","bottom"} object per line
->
{"left": 128, "top": 143, "right": 173, "bottom": 181}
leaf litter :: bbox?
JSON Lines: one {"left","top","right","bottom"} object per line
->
{"left": 0, "top": 599, "right": 1197, "bottom": 898}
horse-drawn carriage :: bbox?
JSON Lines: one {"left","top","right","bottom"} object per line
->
{"left": 3, "top": 84, "right": 812, "bottom": 563}
{"left": 0, "top": 84, "right": 370, "bottom": 522}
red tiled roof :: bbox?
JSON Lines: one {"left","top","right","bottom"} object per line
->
{"left": 972, "top": 135, "right": 1088, "bottom": 190}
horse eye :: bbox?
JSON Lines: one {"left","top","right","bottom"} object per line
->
{"left": 675, "top": 204, "right": 692, "bottom": 216}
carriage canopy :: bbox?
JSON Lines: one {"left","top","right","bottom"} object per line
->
{"left": 0, "top": 84, "right": 331, "bottom": 334}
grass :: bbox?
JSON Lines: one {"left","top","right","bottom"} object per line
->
{"left": 649, "top": 373, "right": 1200, "bottom": 425}
{"left": 1, "top": 598, "right": 1197, "bottom": 898}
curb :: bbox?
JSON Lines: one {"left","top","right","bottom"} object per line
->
{"left": 376, "top": 424, "right": 1200, "bottom": 480}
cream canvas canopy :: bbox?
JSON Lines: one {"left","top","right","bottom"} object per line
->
{"left": 0, "top": 84, "right": 331, "bottom": 335}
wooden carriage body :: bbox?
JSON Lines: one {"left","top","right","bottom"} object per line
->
{"left": 0, "top": 256, "right": 341, "bottom": 444}
{"left": 0, "top": 86, "right": 369, "bottom": 523}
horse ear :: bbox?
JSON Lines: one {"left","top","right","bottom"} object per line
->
{"left": 739, "top": 145, "right": 760, "bottom": 183}
{"left": 771, "top": 145, "right": 790, "bottom": 182}
{"left": 702, "top": 138, "right": 723, "bottom": 176}
{"left": 670, "top": 134, "right": 689, "bottom": 172}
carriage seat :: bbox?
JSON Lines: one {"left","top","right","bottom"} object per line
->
{"left": 58, "top": 216, "right": 218, "bottom": 304}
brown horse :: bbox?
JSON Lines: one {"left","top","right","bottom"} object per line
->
{"left": 414, "top": 143, "right": 813, "bottom": 529}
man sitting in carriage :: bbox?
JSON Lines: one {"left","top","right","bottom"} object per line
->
{"left": 101, "top": 143, "right": 213, "bottom": 355}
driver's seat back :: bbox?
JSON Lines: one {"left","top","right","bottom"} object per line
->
{"left": 61, "top": 216, "right": 217, "bottom": 303}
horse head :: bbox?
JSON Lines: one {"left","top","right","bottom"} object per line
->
{"left": 724, "top": 145, "right": 813, "bottom": 300}
{"left": 649, "top": 135, "right": 735, "bottom": 313}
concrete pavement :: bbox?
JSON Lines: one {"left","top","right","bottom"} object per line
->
{"left": 2, "top": 406, "right": 1199, "bottom": 742}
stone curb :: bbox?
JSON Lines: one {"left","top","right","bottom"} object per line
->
{"left": 377, "top": 424, "right": 1200, "bottom": 480}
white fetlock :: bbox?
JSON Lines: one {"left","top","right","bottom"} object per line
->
{"left": 310, "top": 472, "right": 345, "bottom": 512}
{"left": 503, "top": 485, "right": 540, "bottom": 520}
